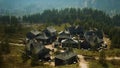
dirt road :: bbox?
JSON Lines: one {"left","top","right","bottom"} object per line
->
{"left": 9, "top": 43, "right": 25, "bottom": 46}
{"left": 78, "top": 55, "right": 88, "bottom": 68}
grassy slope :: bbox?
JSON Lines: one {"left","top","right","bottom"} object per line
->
{"left": 89, "top": 60, "right": 120, "bottom": 68}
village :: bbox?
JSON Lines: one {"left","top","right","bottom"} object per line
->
{"left": 0, "top": 0, "right": 120, "bottom": 68}
{"left": 23, "top": 25, "right": 108, "bottom": 67}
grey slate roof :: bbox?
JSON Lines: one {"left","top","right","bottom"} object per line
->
{"left": 26, "top": 40, "right": 34, "bottom": 51}
{"left": 30, "top": 30, "right": 40, "bottom": 36}
{"left": 55, "top": 51, "right": 77, "bottom": 60}
{"left": 32, "top": 42, "right": 45, "bottom": 54}
{"left": 58, "top": 31, "right": 71, "bottom": 39}
{"left": 26, "top": 30, "right": 40, "bottom": 39}
{"left": 46, "top": 26, "right": 56, "bottom": 33}
{"left": 61, "top": 39, "right": 78, "bottom": 44}
{"left": 26, "top": 39, "right": 50, "bottom": 55}
{"left": 35, "top": 33, "right": 49, "bottom": 40}
{"left": 84, "top": 29, "right": 104, "bottom": 46}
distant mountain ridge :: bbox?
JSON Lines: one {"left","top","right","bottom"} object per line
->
{"left": 0, "top": 0, "right": 120, "bottom": 16}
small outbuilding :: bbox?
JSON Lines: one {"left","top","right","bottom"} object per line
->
{"left": 35, "top": 32, "right": 51, "bottom": 44}
{"left": 55, "top": 51, "right": 78, "bottom": 66}
{"left": 84, "top": 29, "right": 105, "bottom": 50}
{"left": 26, "top": 30, "right": 40, "bottom": 40}
{"left": 25, "top": 40, "right": 51, "bottom": 61}
{"left": 43, "top": 26, "right": 57, "bottom": 42}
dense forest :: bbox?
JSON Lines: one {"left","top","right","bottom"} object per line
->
{"left": 0, "top": 8, "right": 120, "bottom": 48}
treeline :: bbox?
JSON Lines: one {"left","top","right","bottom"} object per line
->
{"left": 22, "top": 8, "right": 120, "bottom": 26}
{"left": 0, "top": 16, "right": 19, "bottom": 24}
{"left": 0, "top": 8, "right": 120, "bottom": 26}
{"left": 0, "top": 8, "right": 120, "bottom": 48}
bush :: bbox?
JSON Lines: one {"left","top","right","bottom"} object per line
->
{"left": 0, "top": 40, "right": 10, "bottom": 54}
{"left": 99, "top": 50, "right": 108, "bottom": 68}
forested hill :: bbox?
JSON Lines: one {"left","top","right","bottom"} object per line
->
{"left": 22, "top": 8, "right": 120, "bottom": 26}
{"left": 0, "top": 0, "right": 120, "bottom": 16}
{"left": 0, "top": 8, "right": 120, "bottom": 27}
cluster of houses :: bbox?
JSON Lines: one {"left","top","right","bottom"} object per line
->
{"left": 24, "top": 25, "right": 107, "bottom": 66}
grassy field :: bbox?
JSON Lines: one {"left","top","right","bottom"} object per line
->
{"left": 74, "top": 48, "right": 120, "bottom": 57}
{"left": 1, "top": 45, "right": 120, "bottom": 68}
{"left": 1, "top": 45, "right": 80, "bottom": 68}
{"left": 89, "top": 60, "right": 120, "bottom": 68}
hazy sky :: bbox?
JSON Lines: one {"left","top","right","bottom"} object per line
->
{"left": 0, "top": 0, "right": 120, "bottom": 15}
{"left": 0, "top": 0, "right": 80, "bottom": 9}
{"left": 0, "top": 0, "right": 82, "bottom": 15}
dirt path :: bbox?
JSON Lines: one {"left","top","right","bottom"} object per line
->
{"left": 78, "top": 55, "right": 88, "bottom": 68}
{"left": 9, "top": 43, "right": 25, "bottom": 46}
{"left": 103, "top": 37, "right": 111, "bottom": 49}
{"left": 45, "top": 44, "right": 54, "bottom": 50}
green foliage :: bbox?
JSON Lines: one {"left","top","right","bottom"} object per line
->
{"left": 0, "top": 38, "right": 10, "bottom": 68}
{"left": 89, "top": 61, "right": 104, "bottom": 68}
{"left": 89, "top": 60, "right": 119, "bottom": 68}
{"left": 112, "top": 15, "right": 120, "bottom": 26}
{"left": 22, "top": 8, "right": 113, "bottom": 26}
{"left": 110, "top": 60, "right": 120, "bottom": 67}
{"left": 0, "top": 46, "right": 4, "bottom": 68}
{"left": 109, "top": 27, "right": 120, "bottom": 48}
{"left": 99, "top": 50, "right": 108, "bottom": 68}
{"left": 21, "top": 52, "right": 30, "bottom": 63}
{"left": 0, "top": 16, "right": 10, "bottom": 23}
{"left": 105, "top": 49, "right": 120, "bottom": 57}
{"left": 74, "top": 48, "right": 99, "bottom": 56}
{"left": 99, "top": 50, "right": 106, "bottom": 63}
{"left": 0, "top": 39, "right": 10, "bottom": 54}
{"left": 31, "top": 54, "right": 39, "bottom": 66}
